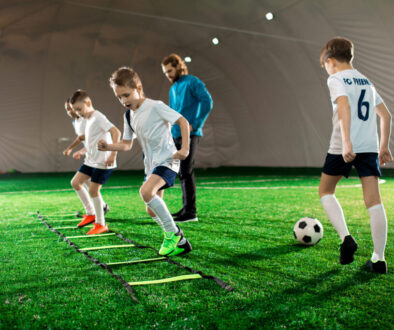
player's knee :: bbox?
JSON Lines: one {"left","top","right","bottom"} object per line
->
{"left": 89, "top": 185, "right": 99, "bottom": 198}
{"left": 139, "top": 186, "right": 153, "bottom": 203}
{"left": 71, "top": 178, "right": 81, "bottom": 190}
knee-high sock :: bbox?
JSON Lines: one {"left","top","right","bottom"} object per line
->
{"left": 92, "top": 196, "right": 105, "bottom": 226}
{"left": 368, "top": 204, "right": 387, "bottom": 262}
{"left": 152, "top": 216, "right": 164, "bottom": 230}
{"left": 76, "top": 189, "right": 94, "bottom": 215}
{"left": 321, "top": 194, "right": 349, "bottom": 241}
{"left": 146, "top": 195, "right": 177, "bottom": 233}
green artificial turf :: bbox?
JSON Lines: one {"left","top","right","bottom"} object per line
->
{"left": 0, "top": 168, "right": 393, "bottom": 329}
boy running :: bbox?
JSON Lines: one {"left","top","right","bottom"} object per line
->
{"left": 69, "top": 90, "right": 120, "bottom": 235}
{"left": 62, "top": 99, "right": 110, "bottom": 215}
{"left": 98, "top": 67, "right": 192, "bottom": 256}
{"left": 319, "top": 37, "right": 392, "bottom": 273}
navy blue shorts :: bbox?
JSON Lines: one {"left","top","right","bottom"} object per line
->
{"left": 147, "top": 166, "right": 177, "bottom": 190}
{"left": 322, "top": 153, "right": 381, "bottom": 178}
{"left": 78, "top": 164, "right": 114, "bottom": 184}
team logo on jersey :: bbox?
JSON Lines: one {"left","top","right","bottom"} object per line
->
{"left": 343, "top": 78, "right": 352, "bottom": 85}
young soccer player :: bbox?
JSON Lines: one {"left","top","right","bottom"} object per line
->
{"left": 69, "top": 90, "right": 120, "bottom": 235}
{"left": 98, "top": 67, "right": 192, "bottom": 256}
{"left": 62, "top": 99, "right": 110, "bottom": 215}
{"left": 319, "top": 37, "right": 392, "bottom": 273}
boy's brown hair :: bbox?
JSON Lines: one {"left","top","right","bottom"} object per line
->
{"left": 320, "top": 37, "right": 354, "bottom": 67}
{"left": 109, "top": 67, "right": 143, "bottom": 89}
{"left": 70, "top": 89, "right": 89, "bottom": 104}
{"left": 161, "top": 53, "right": 188, "bottom": 75}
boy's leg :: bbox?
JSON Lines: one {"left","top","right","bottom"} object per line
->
{"left": 319, "top": 173, "right": 358, "bottom": 264}
{"left": 146, "top": 189, "right": 165, "bottom": 230}
{"left": 89, "top": 182, "right": 105, "bottom": 226}
{"left": 71, "top": 171, "right": 94, "bottom": 216}
{"left": 85, "top": 178, "right": 109, "bottom": 214}
{"left": 361, "top": 176, "right": 387, "bottom": 267}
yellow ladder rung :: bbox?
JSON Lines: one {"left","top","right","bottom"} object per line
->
{"left": 128, "top": 274, "right": 202, "bottom": 286}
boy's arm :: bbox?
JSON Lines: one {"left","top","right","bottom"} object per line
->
{"left": 337, "top": 96, "right": 356, "bottom": 163}
{"left": 104, "top": 126, "right": 121, "bottom": 167}
{"left": 376, "top": 103, "right": 393, "bottom": 166}
{"left": 98, "top": 139, "right": 133, "bottom": 151}
{"left": 63, "top": 135, "right": 85, "bottom": 156}
{"left": 173, "top": 116, "right": 190, "bottom": 160}
{"left": 73, "top": 147, "right": 87, "bottom": 160}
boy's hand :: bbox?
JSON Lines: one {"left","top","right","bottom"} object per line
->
{"left": 379, "top": 147, "right": 393, "bottom": 166}
{"left": 342, "top": 141, "right": 356, "bottom": 163}
{"left": 98, "top": 140, "right": 108, "bottom": 151}
{"left": 105, "top": 155, "right": 115, "bottom": 167}
{"left": 63, "top": 148, "right": 72, "bottom": 157}
{"left": 173, "top": 149, "right": 189, "bottom": 160}
{"left": 72, "top": 150, "right": 83, "bottom": 160}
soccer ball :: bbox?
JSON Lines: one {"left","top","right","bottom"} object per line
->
{"left": 293, "top": 217, "right": 323, "bottom": 246}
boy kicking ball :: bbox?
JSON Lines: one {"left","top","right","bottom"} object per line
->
{"left": 62, "top": 99, "right": 110, "bottom": 215}
{"left": 69, "top": 90, "right": 120, "bottom": 235}
{"left": 98, "top": 67, "right": 192, "bottom": 256}
{"left": 319, "top": 37, "right": 392, "bottom": 273}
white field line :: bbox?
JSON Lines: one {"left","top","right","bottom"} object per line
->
{"left": 0, "top": 179, "right": 387, "bottom": 194}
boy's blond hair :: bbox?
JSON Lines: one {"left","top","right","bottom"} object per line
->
{"left": 109, "top": 66, "right": 143, "bottom": 89}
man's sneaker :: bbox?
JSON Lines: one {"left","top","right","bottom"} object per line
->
{"left": 174, "top": 213, "right": 198, "bottom": 223}
{"left": 77, "top": 214, "right": 96, "bottom": 228}
{"left": 168, "top": 239, "right": 192, "bottom": 256}
{"left": 103, "top": 204, "right": 110, "bottom": 215}
{"left": 86, "top": 223, "right": 109, "bottom": 235}
{"left": 171, "top": 208, "right": 185, "bottom": 218}
{"left": 340, "top": 235, "right": 358, "bottom": 265}
{"left": 159, "top": 231, "right": 182, "bottom": 256}
{"left": 365, "top": 260, "right": 388, "bottom": 274}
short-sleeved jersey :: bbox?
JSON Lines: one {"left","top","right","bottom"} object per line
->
{"left": 72, "top": 117, "right": 87, "bottom": 147}
{"left": 327, "top": 69, "right": 383, "bottom": 154}
{"left": 123, "top": 98, "right": 181, "bottom": 176}
{"left": 84, "top": 110, "right": 116, "bottom": 169}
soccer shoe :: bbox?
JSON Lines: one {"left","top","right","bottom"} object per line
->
{"left": 340, "top": 235, "right": 358, "bottom": 265}
{"left": 103, "top": 204, "right": 110, "bottom": 215}
{"left": 77, "top": 214, "right": 96, "bottom": 228}
{"left": 86, "top": 223, "right": 109, "bottom": 235}
{"left": 159, "top": 231, "right": 182, "bottom": 256}
{"left": 168, "top": 239, "right": 192, "bottom": 256}
{"left": 171, "top": 208, "right": 185, "bottom": 218}
{"left": 174, "top": 212, "right": 198, "bottom": 223}
{"left": 365, "top": 260, "right": 388, "bottom": 274}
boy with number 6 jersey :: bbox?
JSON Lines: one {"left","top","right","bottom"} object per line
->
{"left": 98, "top": 67, "right": 192, "bottom": 257}
{"left": 319, "top": 37, "right": 392, "bottom": 273}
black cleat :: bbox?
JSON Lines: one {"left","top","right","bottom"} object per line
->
{"left": 171, "top": 208, "right": 185, "bottom": 218}
{"left": 365, "top": 260, "right": 387, "bottom": 274}
{"left": 174, "top": 213, "right": 198, "bottom": 223}
{"left": 340, "top": 235, "right": 358, "bottom": 265}
{"left": 103, "top": 204, "right": 110, "bottom": 215}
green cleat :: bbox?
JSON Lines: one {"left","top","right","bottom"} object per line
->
{"left": 168, "top": 239, "right": 192, "bottom": 256}
{"left": 159, "top": 231, "right": 181, "bottom": 256}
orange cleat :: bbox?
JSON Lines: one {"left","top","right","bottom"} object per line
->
{"left": 77, "top": 214, "right": 96, "bottom": 228}
{"left": 86, "top": 223, "right": 109, "bottom": 235}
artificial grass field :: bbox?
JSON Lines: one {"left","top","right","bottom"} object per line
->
{"left": 0, "top": 167, "right": 393, "bottom": 329}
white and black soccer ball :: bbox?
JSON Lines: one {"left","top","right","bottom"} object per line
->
{"left": 293, "top": 217, "right": 323, "bottom": 246}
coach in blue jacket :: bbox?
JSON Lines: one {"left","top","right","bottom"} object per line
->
{"left": 162, "top": 54, "right": 213, "bottom": 223}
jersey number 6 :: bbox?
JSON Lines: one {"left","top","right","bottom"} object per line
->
{"left": 358, "top": 89, "right": 369, "bottom": 121}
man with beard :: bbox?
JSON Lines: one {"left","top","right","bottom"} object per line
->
{"left": 162, "top": 54, "right": 213, "bottom": 223}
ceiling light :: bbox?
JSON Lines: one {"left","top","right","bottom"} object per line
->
{"left": 265, "top": 12, "right": 274, "bottom": 20}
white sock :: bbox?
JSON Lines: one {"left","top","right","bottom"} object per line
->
{"left": 83, "top": 180, "right": 90, "bottom": 193}
{"left": 152, "top": 216, "right": 164, "bottom": 230}
{"left": 92, "top": 196, "right": 105, "bottom": 226}
{"left": 146, "top": 195, "right": 177, "bottom": 233}
{"left": 321, "top": 194, "right": 350, "bottom": 241}
{"left": 76, "top": 189, "right": 94, "bottom": 215}
{"left": 100, "top": 194, "right": 106, "bottom": 207}
{"left": 368, "top": 204, "right": 387, "bottom": 262}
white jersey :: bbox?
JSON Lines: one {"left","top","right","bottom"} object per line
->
{"left": 84, "top": 110, "right": 116, "bottom": 169}
{"left": 327, "top": 69, "right": 383, "bottom": 154}
{"left": 123, "top": 98, "right": 181, "bottom": 176}
{"left": 72, "top": 117, "right": 87, "bottom": 147}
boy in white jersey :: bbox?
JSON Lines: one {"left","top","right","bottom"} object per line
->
{"left": 62, "top": 99, "right": 110, "bottom": 215}
{"left": 319, "top": 37, "right": 392, "bottom": 273}
{"left": 98, "top": 67, "right": 192, "bottom": 256}
{"left": 69, "top": 90, "right": 120, "bottom": 235}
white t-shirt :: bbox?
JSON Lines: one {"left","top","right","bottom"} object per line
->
{"left": 83, "top": 110, "right": 116, "bottom": 169}
{"left": 123, "top": 98, "right": 181, "bottom": 176}
{"left": 327, "top": 69, "right": 383, "bottom": 154}
{"left": 72, "top": 117, "right": 87, "bottom": 147}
